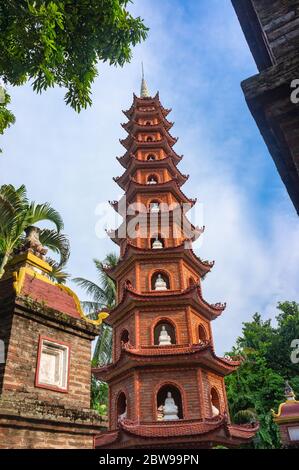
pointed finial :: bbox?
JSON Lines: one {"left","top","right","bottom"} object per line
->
{"left": 140, "top": 62, "right": 150, "bottom": 98}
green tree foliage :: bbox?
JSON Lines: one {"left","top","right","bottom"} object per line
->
{"left": 0, "top": 89, "right": 15, "bottom": 147}
{"left": 0, "top": 184, "right": 70, "bottom": 281}
{"left": 0, "top": 0, "right": 148, "bottom": 138}
{"left": 225, "top": 303, "right": 299, "bottom": 449}
{"left": 73, "top": 253, "right": 118, "bottom": 414}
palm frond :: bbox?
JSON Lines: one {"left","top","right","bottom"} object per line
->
{"left": 234, "top": 409, "right": 257, "bottom": 425}
{"left": 93, "top": 323, "right": 113, "bottom": 366}
{"left": 0, "top": 184, "right": 69, "bottom": 280}
{"left": 28, "top": 202, "right": 64, "bottom": 232}
{"left": 47, "top": 259, "right": 70, "bottom": 284}
{"left": 0, "top": 184, "right": 28, "bottom": 207}
{"left": 93, "top": 255, "right": 118, "bottom": 308}
{"left": 73, "top": 277, "right": 108, "bottom": 304}
{"left": 81, "top": 301, "right": 104, "bottom": 316}
{"left": 39, "top": 229, "right": 70, "bottom": 265}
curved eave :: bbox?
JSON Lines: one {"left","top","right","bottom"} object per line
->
{"left": 119, "top": 418, "right": 258, "bottom": 442}
{"left": 113, "top": 157, "right": 189, "bottom": 191}
{"left": 273, "top": 400, "right": 299, "bottom": 423}
{"left": 95, "top": 419, "right": 258, "bottom": 448}
{"left": 105, "top": 242, "right": 214, "bottom": 279}
{"left": 109, "top": 197, "right": 195, "bottom": 217}
{"left": 105, "top": 284, "right": 226, "bottom": 323}
{"left": 122, "top": 118, "right": 173, "bottom": 133}
{"left": 92, "top": 343, "right": 239, "bottom": 381}
{"left": 106, "top": 214, "right": 203, "bottom": 246}
{"left": 125, "top": 179, "right": 197, "bottom": 208}
{"left": 117, "top": 141, "right": 183, "bottom": 168}
{"left": 123, "top": 93, "right": 171, "bottom": 119}
{"left": 120, "top": 128, "right": 178, "bottom": 150}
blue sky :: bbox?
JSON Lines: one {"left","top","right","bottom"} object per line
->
{"left": 1, "top": 0, "right": 299, "bottom": 354}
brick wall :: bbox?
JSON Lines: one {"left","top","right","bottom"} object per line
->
{"left": 114, "top": 311, "right": 136, "bottom": 360}
{"left": 137, "top": 149, "right": 165, "bottom": 161}
{"left": 253, "top": 0, "right": 299, "bottom": 64}
{"left": 0, "top": 308, "right": 13, "bottom": 394}
{"left": 0, "top": 425, "right": 95, "bottom": 449}
{"left": 1, "top": 308, "right": 92, "bottom": 409}
{"left": 136, "top": 168, "right": 172, "bottom": 184}
{"left": 138, "top": 308, "right": 190, "bottom": 346}
{"left": 139, "top": 260, "right": 182, "bottom": 291}
{"left": 207, "top": 371, "right": 227, "bottom": 415}
{"left": 189, "top": 311, "right": 211, "bottom": 344}
{"left": 138, "top": 368, "right": 201, "bottom": 421}
{"left": 182, "top": 263, "right": 200, "bottom": 288}
{"left": 117, "top": 266, "right": 136, "bottom": 302}
{"left": 110, "top": 373, "right": 135, "bottom": 430}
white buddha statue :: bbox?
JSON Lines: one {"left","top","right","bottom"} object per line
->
{"left": 150, "top": 202, "right": 160, "bottom": 213}
{"left": 155, "top": 274, "right": 168, "bottom": 291}
{"left": 118, "top": 405, "right": 127, "bottom": 422}
{"left": 211, "top": 397, "right": 220, "bottom": 417}
{"left": 148, "top": 177, "right": 157, "bottom": 185}
{"left": 152, "top": 237, "right": 163, "bottom": 249}
{"left": 158, "top": 325, "right": 172, "bottom": 346}
{"left": 163, "top": 392, "right": 179, "bottom": 421}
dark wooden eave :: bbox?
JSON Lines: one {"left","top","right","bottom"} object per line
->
{"left": 231, "top": 0, "right": 275, "bottom": 71}
{"left": 232, "top": 0, "right": 299, "bottom": 215}
{"left": 241, "top": 55, "right": 299, "bottom": 216}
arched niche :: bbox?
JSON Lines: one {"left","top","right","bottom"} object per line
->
{"left": 151, "top": 271, "right": 170, "bottom": 291}
{"left": 198, "top": 324, "right": 207, "bottom": 343}
{"left": 211, "top": 387, "right": 221, "bottom": 417}
{"left": 156, "top": 384, "right": 183, "bottom": 420}
{"left": 147, "top": 153, "right": 156, "bottom": 161}
{"left": 146, "top": 136, "right": 154, "bottom": 142}
{"left": 117, "top": 392, "right": 127, "bottom": 422}
{"left": 149, "top": 200, "right": 160, "bottom": 213}
{"left": 120, "top": 329, "right": 129, "bottom": 345}
{"left": 147, "top": 174, "right": 158, "bottom": 185}
{"left": 154, "top": 320, "right": 176, "bottom": 345}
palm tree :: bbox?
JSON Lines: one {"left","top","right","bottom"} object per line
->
{"left": 73, "top": 253, "right": 118, "bottom": 366}
{"left": 0, "top": 184, "right": 70, "bottom": 281}
{"left": 73, "top": 253, "right": 118, "bottom": 416}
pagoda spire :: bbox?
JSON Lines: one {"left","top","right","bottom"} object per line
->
{"left": 140, "top": 62, "right": 150, "bottom": 98}
{"left": 94, "top": 87, "right": 258, "bottom": 449}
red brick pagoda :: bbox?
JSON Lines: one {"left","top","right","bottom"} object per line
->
{"left": 93, "top": 77, "right": 258, "bottom": 449}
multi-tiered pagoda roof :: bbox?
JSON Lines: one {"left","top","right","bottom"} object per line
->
{"left": 94, "top": 76, "right": 258, "bottom": 449}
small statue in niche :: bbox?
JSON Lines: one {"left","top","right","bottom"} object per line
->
{"left": 211, "top": 395, "right": 220, "bottom": 417}
{"left": 155, "top": 273, "right": 168, "bottom": 291}
{"left": 158, "top": 325, "right": 172, "bottom": 346}
{"left": 163, "top": 392, "right": 179, "bottom": 420}
{"left": 147, "top": 176, "right": 157, "bottom": 185}
{"left": 152, "top": 236, "right": 163, "bottom": 249}
{"left": 118, "top": 405, "right": 127, "bottom": 422}
{"left": 150, "top": 202, "right": 160, "bottom": 213}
